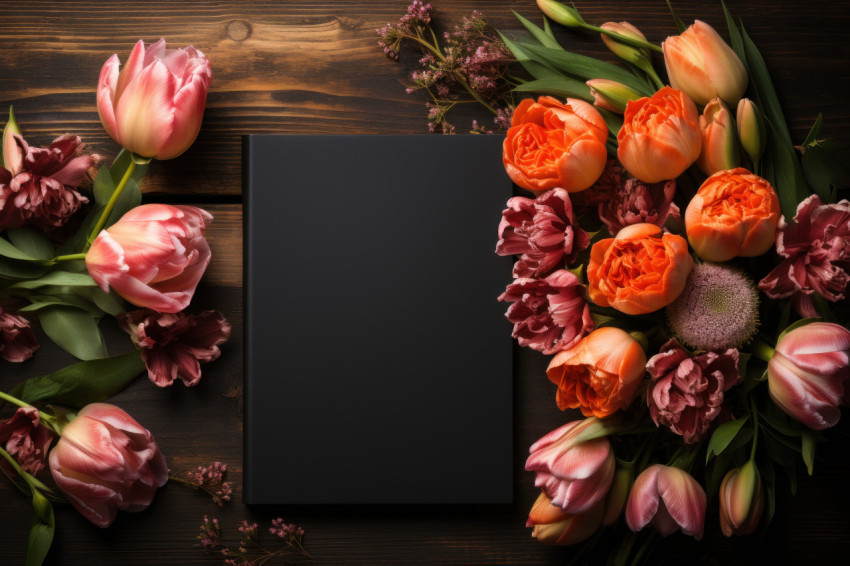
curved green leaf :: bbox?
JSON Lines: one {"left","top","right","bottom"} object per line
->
{"left": 38, "top": 306, "right": 106, "bottom": 360}
{"left": 7, "top": 227, "right": 54, "bottom": 260}
{"left": 11, "top": 270, "right": 96, "bottom": 289}
{"left": 706, "top": 416, "right": 749, "bottom": 463}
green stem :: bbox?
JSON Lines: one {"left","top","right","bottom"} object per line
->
{"left": 52, "top": 252, "right": 87, "bottom": 263}
{"left": 639, "top": 62, "right": 666, "bottom": 90}
{"left": 583, "top": 24, "right": 664, "bottom": 53}
{"left": 86, "top": 158, "right": 136, "bottom": 248}
{"left": 749, "top": 396, "right": 759, "bottom": 461}
{"left": 752, "top": 339, "right": 775, "bottom": 362}
{"left": 0, "top": 390, "right": 57, "bottom": 430}
{"left": 0, "top": 445, "right": 52, "bottom": 493}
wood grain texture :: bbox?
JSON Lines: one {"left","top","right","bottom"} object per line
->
{"left": 0, "top": 1, "right": 849, "bottom": 565}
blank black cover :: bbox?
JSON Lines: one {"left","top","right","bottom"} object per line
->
{"left": 244, "top": 135, "right": 512, "bottom": 504}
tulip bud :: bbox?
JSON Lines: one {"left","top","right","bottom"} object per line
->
{"left": 602, "top": 463, "right": 634, "bottom": 525}
{"left": 586, "top": 79, "right": 643, "bottom": 114}
{"left": 626, "top": 464, "right": 707, "bottom": 539}
{"left": 696, "top": 98, "right": 740, "bottom": 175}
{"left": 537, "top": 0, "right": 586, "bottom": 28}
{"left": 736, "top": 98, "right": 765, "bottom": 164}
{"left": 719, "top": 460, "right": 764, "bottom": 537}
{"left": 527, "top": 491, "right": 605, "bottom": 545}
{"left": 767, "top": 322, "right": 850, "bottom": 430}
{"left": 1, "top": 106, "right": 23, "bottom": 174}
{"left": 663, "top": 20, "right": 748, "bottom": 106}
{"left": 600, "top": 22, "right": 651, "bottom": 66}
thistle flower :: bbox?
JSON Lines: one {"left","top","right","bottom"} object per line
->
{"left": 667, "top": 263, "right": 759, "bottom": 351}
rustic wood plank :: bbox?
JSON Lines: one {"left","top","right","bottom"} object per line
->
{"left": 0, "top": 0, "right": 847, "bottom": 196}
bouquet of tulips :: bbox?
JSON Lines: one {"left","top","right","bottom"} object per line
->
{"left": 484, "top": 1, "right": 850, "bottom": 563}
{"left": 0, "top": 39, "right": 232, "bottom": 564}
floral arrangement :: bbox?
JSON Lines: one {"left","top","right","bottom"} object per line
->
{"left": 386, "top": 1, "right": 848, "bottom": 563}
{"left": 0, "top": 39, "right": 308, "bottom": 565}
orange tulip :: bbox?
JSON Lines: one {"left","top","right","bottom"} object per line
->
{"left": 617, "top": 87, "right": 701, "bottom": 183}
{"left": 527, "top": 491, "right": 605, "bottom": 546}
{"left": 662, "top": 20, "right": 748, "bottom": 107}
{"left": 503, "top": 96, "right": 608, "bottom": 193}
{"left": 696, "top": 98, "right": 740, "bottom": 176}
{"left": 546, "top": 327, "right": 647, "bottom": 418}
{"left": 685, "top": 168, "right": 780, "bottom": 262}
{"left": 587, "top": 223, "right": 693, "bottom": 315}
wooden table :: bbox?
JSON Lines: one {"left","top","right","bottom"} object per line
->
{"left": 1, "top": 1, "right": 848, "bottom": 564}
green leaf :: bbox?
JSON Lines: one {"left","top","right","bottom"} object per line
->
{"left": 11, "top": 270, "right": 96, "bottom": 289}
{"left": 543, "top": 16, "right": 555, "bottom": 40}
{"left": 105, "top": 177, "right": 142, "bottom": 227}
{"left": 706, "top": 416, "right": 750, "bottom": 463}
{"left": 109, "top": 148, "right": 148, "bottom": 187}
{"left": 516, "top": 43, "right": 654, "bottom": 96}
{"left": 7, "top": 227, "right": 54, "bottom": 260}
{"left": 514, "top": 77, "right": 593, "bottom": 101}
{"left": 12, "top": 350, "right": 145, "bottom": 408}
{"left": 666, "top": 0, "right": 687, "bottom": 34}
{"left": 86, "top": 287, "right": 127, "bottom": 316}
{"left": 0, "top": 236, "right": 38, "bottom": 261}
{"left": 801, "top": 114, "right": 823, "bottom": 149}
{"left": 514, "top": 12, "right": 562, "bottom": 50}
{"left": 599, "top": 109, "right": 624, "bottom": 139}
{"left": 801, "top": 139, "right": 850, "bottom": 202}
{"left": 26, "top": 490, "right": 55, "bottom": 566}
{"left": 0, "top": 257, "right": 50, "bottom": 279}
{"left": 721, "top": 1, "right": 746, "bottom": 64}
{"left": 801, "top": 429, "right": 816, "bottom": 475}
{"left": 38, "top": 306, "right": 107, "bottom": 360}
{"left": 499, "top": 32, "right": 563, "bottom": 81}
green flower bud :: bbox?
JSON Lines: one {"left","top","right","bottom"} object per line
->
{"left": 601, "top": 22, "right": 651, "bottom": 66}
{"left": 537, "top": 0, "right": 586, "bottom": 28}
{"left": 736, "top": 98, "right": 765, "bottom": 164}
{"left": 586, "top": 79, "right": 643, "bottom": 114}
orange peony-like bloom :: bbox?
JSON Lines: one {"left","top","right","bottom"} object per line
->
{"left": 503, "top": 96, "right": 608, "bottom": 193}
{"left": 587, "top": 223, "right": 693, "bottom": 315}
{"left": 546, "top": 327, "right": 647, "bottom": 418}
{"left": 617, "top": 87, "right": 701, "bottom": 183}
{"left": 685, "top": 168, "right": 780, "bottom": 262}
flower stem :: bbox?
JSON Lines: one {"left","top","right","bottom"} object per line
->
{"left": 51, "top": 252, "right": 87, "bottom": 263}
{"left": 86, "top": 158, "right": 137, "bottom": 248}
{"left": 752, "top": 339, "right": 775, "bottom": 362}
{"left": 0, "top": 445, "right": 54, "bottom": 493}
{"left": 749, "top": 396, "right": 759, "bottom": 461}
{"left": 0, "top": 390, "right": 58, "bottom": 431}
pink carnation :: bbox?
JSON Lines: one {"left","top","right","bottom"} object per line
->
{"left": 119, "top": 309, "right": 231, "bottom": 387}
{"left": 0, "top": 406, "right": 54, "bottom": 475}
{"left": 758, "top": 195, "right": 850, "bottom": 315}
{"left": 0, "top": 307, "right": 39, "bottom": 362}
{"left": 598, "top": 178, "right": 679, "bottom": 236}
{"left": 0, "top": 134, "right": 96, "bottom": 231}
{"left": 497, "top": 269, "right": 593, "bottom": 355}
{"left": 647, "top": 339, "right": 740, "bottom": 444}
{"left": 496, "top": 188, "right": 589, "bottom": 279}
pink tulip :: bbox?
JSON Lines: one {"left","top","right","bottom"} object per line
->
{"left": 97, "top": 39, "right": 211, "bottom": 159}
{"left": 626, "top": 464, "right": 706, "bottom": 539}
{"left": 86, "top": 204, "right": 212, "bottom": 313}
{"left": 719, "top": 460, "right": 764, "bottom": 537}
{"left": 767, "top": 322, "right": 850, "bottom": 430}
{"left": 525, "top": 418, "right": 616, "bottom": 513}
{"left": 48, "top": 403, "right": 168, "bottom": 528}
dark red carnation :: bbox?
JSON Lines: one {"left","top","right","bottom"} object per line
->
{"left": 0, "top": 406, "right": 54, "bottom": 475}
{"left": 598, "top": 177, "right": 679, "bottom": 236}
{"left": 119, "top": 309, "right": 232, "bottom": 387}
{"left": 496, "top": 188, "right": 589, "bottom": 279}
{"left": 0, "top": 307, "right": 39, "bottom": 362}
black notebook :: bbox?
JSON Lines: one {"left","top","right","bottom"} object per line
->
{"left": 244, "top": 135, "right": 512, "bottom": 504}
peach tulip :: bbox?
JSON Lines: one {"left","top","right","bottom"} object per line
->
{"left": 546, "top": 327, "right": 647, "bottom": 418}
{"left": 600, "top": 22, "right": 650, "bottom": 66}
{"left": 626, "top": 464, "right": 707, "bottom": 539}
{"left": 663, "top": 20, "right": 748, "bottom": 106}
{"left": 527, "top": 491, "right": 605, "bottom": 545}
{"left": 617, "top": 87, "right": 701, "bottom": 183}
{"left": 86, "top": 204, "right": 212, "bottom": 313}
{"left": 696, "top": 98, "right": 740, "bottom": 175}
{"left": 685, "top": 168, "right": 780, "bottom": 262}
{"left": 97, "top": 39, "right": 211, "bottom": 159}
{"left": 588, "top": 223, "right": 693, "bottom": 315}
{"left": 503, "top": 96, "right": 608, "bottom": 193}
{"left": 719, "top": 460, "right": 764, "bottom": 537}
{"left": 525, "top": 418, "right": 616, "bottom": 513}
{"left": 49, "top": 403, "right": 168, "bottom": 528}
{"left": 767, "top": 322, "right": 850, "bottom": 430}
